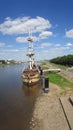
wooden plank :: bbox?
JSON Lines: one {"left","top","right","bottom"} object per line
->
{"left": 69, "top": 97, "right": 73, "bottom": 106}
{"left": 43, "top": 68, "right": 61, "bottom": 72}
{"left": 60, "top": 97, "right": 73, "bottom": 130}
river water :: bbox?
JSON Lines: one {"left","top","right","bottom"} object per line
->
{"left": 0, "top": 64, "right": 42, "bottom": 130}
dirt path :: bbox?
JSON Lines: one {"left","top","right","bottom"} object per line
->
{"left": 30, "top": 83, "right": 72, "bottom": 130}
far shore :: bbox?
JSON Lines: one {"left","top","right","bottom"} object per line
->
{"left": 0, "top": 62, "right": 24, "bottom": 66}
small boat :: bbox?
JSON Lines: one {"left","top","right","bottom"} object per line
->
{"left": 21, "top": 32, "right": 40, "bottom": 86}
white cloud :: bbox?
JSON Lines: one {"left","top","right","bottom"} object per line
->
{"left": 16, "top": 37, "right": 29, "bottom": 43}
{"left": 0, "top": 52, "right": 5, "bottom": 55}
{"left": 6, "top": 45, "right": 13, "bottom": 48}
{"left": 70, "top": 49, "right": 73, "bottom": 53}
{"left": 1, "top": 49, "right": 19, "bottom": 53}
{"left": 0, "top": 42, "right": 13, "bottom": 48}
{"left": 55, "top": 46, "right": 70, "bottom": 50}
{"left": 55, "top": 44, "right": 61, "bottom": 47}
{"left": 39, "top": 31, "right": 53, "bottom": 39}
{"left": 0, "top": 49, "right": 27, "bottom": 53}
{"left": 41, "top": 42, "right": 52, "bottom": 48}
{"left": 0, "top": 42, "right": 5, "bottom": 47}
{"left": 0, "top": 16, "right": 52, "bottom": 35}
{"left": 66, "top": 29, "right": 73, "bottom": 38}
{"left": 16, "top": 36, "right": 39, "bottom": 43}
{"left": 66, "top": 42, "right": 73, "bottom": 47}
{"left": 43, "top": 50, "right": 49, "bottom": 54}
{"left": 16, "top": 31, "right": 53, "bottom": 43}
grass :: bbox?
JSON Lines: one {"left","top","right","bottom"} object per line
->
{"left": 40, "top": 62, "right": 49, "bottom": 70}
{"left": 41, "top": 65, "right": 49, "bottom": 70}
{"left": 0, "top": 64, "right": 7, "bottom": 66}
{"left": 45, "top": 71, "right": 73, "bottom": 89}
{"left": 49, "top": 62, "right": 68, "bottom": 70}
{"left": 68, "top": 69, "right": 73, "bottom": 72}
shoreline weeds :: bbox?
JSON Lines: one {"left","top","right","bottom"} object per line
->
{"left": 30, "top": 83, "right": 73, "bottom": 130}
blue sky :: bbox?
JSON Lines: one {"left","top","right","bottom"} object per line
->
{"left": 0, "top": 0, "right": 73, "bottom": 61}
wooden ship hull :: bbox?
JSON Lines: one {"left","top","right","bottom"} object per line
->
{"left": 21, "top": 70, "right": 40, "bottom": 86}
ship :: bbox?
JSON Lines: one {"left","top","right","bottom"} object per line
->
{"left": 21, "top": 32, "right": 41, "bottom": 86}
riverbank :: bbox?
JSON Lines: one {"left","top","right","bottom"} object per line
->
{"left": 30, "top": 82, "right": 73, "bottom": 130}
{"left": 0, "top": 62, "right": 23, "bottom": 66}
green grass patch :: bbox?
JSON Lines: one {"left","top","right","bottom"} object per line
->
{"left": 45, "top": 71, "right": 73, "bottom": 89}
{"left": 0, "top": 64, "right": 7, "bottom": 66}
{"left": 69, "top": 69, "right": 73, "bottom": 72}
{"left": 50, "top": 62, "right": 68, "bottom": 70}
{"left": 40, "top": 62, "right": 49, "bottom": 70}
{"left": 41, "top": 65, "right": 49, "bottom": 70}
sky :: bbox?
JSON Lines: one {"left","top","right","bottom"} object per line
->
{"left": 0, "top": 0, "right": 73, "bottom": 61}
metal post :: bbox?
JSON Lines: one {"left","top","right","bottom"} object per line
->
{"left": 44, "top": 77, "right": 49, "bottom": 93}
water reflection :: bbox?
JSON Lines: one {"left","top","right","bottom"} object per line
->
{"left": 0, "top": 64, "right": 42, "bottom": 130}
{"left": 22, "top": 82, "right": 42, "bottom": 96}
{"left": 21, "top": 82, "right": 42, "bottom": 130}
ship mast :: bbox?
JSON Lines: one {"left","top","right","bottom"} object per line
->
{"left": 27, "top": 31, "right": 34, "bottom": 70}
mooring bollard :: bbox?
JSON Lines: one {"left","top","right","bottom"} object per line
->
{"left": 44, "top": 77, "right": 49, "bottom": 93}
{"left": 42, "top": 77, "right": 49, "bottom": 93}
{"left": 40, "top": 69, "right": 43, "bottom": 75}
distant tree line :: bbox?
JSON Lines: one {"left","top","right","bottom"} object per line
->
{"left": 0, "top": 60, "right": 16, "bottom": 64}
{"left": 50, "top": 55, "right": 73, "bottom": 66}
{"left": 0, "top": 60, "right": 6, "bottom": 64}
